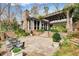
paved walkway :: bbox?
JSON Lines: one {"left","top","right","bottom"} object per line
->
{"left": 18, "top": 32, "right": 59, "bottom": 56}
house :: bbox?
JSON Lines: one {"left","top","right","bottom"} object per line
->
{"left": 22, "top": 9, "right": 73, "bottom": 32}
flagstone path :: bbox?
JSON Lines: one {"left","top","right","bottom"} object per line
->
{"left": 18, "top": 32, "right": 59, "bottom": 56}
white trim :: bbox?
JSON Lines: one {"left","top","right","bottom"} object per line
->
{"left": 50, "top": 19, "right": 67, "bottom": 24}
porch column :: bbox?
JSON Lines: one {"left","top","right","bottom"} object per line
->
{"left": 27, "top": 20, "right": 29, "bottom": 31}
{"left": 36, "top": 21, "right": 38, "bottom": 30}
{"left": 45, "top": 23, "right": 47, "bottom": 30}
{"left": 47, "top": 23, "right": 49, "bottom": 30}
{"left": 39, "top": 21, "right": 42, "bottom": 30}
{"left": 31, "top": 20, "right": 34, "bottom": 31}
{"left": 44, "top": 23, "right": 45, "bottom": 30}
{"left": 43, "top": 22, "right": 44, "bottom": 30}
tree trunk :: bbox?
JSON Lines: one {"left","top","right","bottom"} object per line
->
{"left": 66, "top": 10, "right": 70, "bottom": 33}
{"left": 70, "top": 17, "right": 73, "bottom": 32}
{"left": 66, "top": 10, "right": 73, "bottom": 33}
{"left": 8, "top": 3, "right": 11, "bottom": 21}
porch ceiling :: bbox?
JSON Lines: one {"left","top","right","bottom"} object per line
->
{"left": 44, "top": 11, "right": 67, "bottom": 21}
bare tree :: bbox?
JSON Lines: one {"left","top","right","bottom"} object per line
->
{"left": 0, "top": 4, "right": 8, "bottom": 20}
{"left": 8, "top": 3, "right": 11, "bottom": 21}
{"left": 31, "top": 4, "right": 39, "bottom": 17}
{"left": 8, "top": 3, "right": 22, "bottom": 23}
{"left": 44, "top": 4, "right": 49, "bottom": 16}
{"left": 53, "top": 3, "right": 60, "bottom": 11}
{"left": 15, "top": 4, "right": 22, "bottom": 20}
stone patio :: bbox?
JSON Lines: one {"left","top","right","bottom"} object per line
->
{"left": 18, "top": 32, "right": 59, "bottom": 56}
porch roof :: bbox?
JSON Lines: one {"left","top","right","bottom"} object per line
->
{"left": 28, "top": 17, "right": 49, "bottom": 22}
{"left": 44, "top": 10, "right": 66, "bottom": 21}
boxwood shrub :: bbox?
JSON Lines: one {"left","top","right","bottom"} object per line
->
{"left": 52, "top": 32, "right": 61, "bottom": 42}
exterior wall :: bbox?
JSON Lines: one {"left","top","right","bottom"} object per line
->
{"left": 22, "top": 11, "right": 29, "bottom": 32}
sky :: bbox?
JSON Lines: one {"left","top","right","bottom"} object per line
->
{"left": 20, "top": 3, "right": 65, "bottom": 15}
{"left": 0, "top": 3, "right": 65, "bottom": 22}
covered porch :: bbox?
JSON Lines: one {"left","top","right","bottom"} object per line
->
{"left": 44, "top": 10, "right": 73, "bottom": 32}
{"left": 27, "top": 18, "right": 49, "bottom": 32}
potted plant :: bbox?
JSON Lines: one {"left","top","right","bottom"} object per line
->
{"left": 11, "top": 47, "right": 22, "bottom": 56}
{"left": 52, "top": 32, "right": 61, "bottom": 48}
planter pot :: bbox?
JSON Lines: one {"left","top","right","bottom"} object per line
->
{"left": 53, "top": 42, "right": 59, "bottom": 48}
{"left": 11, "top": 50, "right": 22, "bottom": 56}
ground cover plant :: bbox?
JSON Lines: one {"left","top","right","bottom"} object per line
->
{"left": 53, "top": 35, "right": 79, "bottom": 56}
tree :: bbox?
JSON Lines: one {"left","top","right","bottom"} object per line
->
{"left": 0, "top": 4, "right": 8, "bottom": 20}
{"left": 0, "top": 3, "right": 23, "bottom": 31}
{"left": 44, "top": 5, "right": 49, "bottom": 16}
{"left": 53, "top": 3, "right": 61, "bottom": 11}
{"left": 7, "top": 3, "right": 11, "bottom": 21}
{"left": 63, "top": 3, "right": 76, "bottom": 33}
{"left": 14, "top": 4, "right": 22, "bottom": 20}
{"left": 10, "top": 3, "right": 22, "bottom": 22}
{"left": 64, "top": 3, "right": 79, "bottom": 32}
{"left": 31, "top": 4, "right": 39, "bottom": 17}
{"left": 72, "top": 4, "right": 79, "bottom": 22}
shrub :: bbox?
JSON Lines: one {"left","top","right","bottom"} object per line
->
{"left": 15, "top": 28, "right": 30, "bottom": 37}
{"left": 50, "top": 24, "right": 67, "bottom": 32}
{"left": 37, "top": 29, "right": 45, "bottom": 32}
{"left": 52, "top": 32, "right": 61, "bottom": 42}
{"left": 12, "top": 47, "right": 21, "bottom": 53}
{"left": 50, "top": 29, "right": 58, "bottom": 32}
